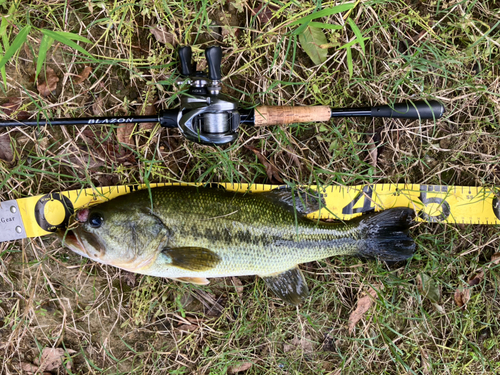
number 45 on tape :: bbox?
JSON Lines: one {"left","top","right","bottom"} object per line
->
{"left": 311, "top": 184, "right": 500, "bottom": 225}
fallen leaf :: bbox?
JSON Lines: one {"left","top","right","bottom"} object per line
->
{"left": 366, "top": 135, "right": 378, "bottom": 168}
{"left": 231, "top": 276, "right": 244, "bottom": 297}
{"left": 82, "top": 128, "right": 136, "bottom": 165}
{"left": 92, "top": 95, "right": 105, "bottom": 116}
{"left": 285, "top": 145, "right": 303, "bottom": 171}
{"left": 298, "top": 26, "right": 328, "bottom": 65}
{"left": 74, "top": 66, "right": 92, "bottom": 84}
{"left": 228, "top": 362, "right": 253, "bottom": 374}
{"left": 348, "top": 286, "right": 380, "bottom": 334}
{"left": 37, "top": 67, "right": 59, "bottom": 97}
{"left": 117, "top": 122, "right": 135, "bottom": 145}
{"left": 150, "top": 26, "right": 177, "bottom": 48}
{"left": 21, "top": 347, "right": 76, "bottom": 374}
{"left": 251, "top": 3, "right": 279, "bottom": 24}
{"left": 416, "top": 273, "right": 440, "bottom": 303}
{"left": 121, "top": 271, "right": 136, "bottom": 287}
{"left": 454, "top": 287, "right": 470, "bottom": 308}
{"left": 420, "top": 347, "right": 431, "bottom": 375}
{"left": 365, "top": 128, "right": 383, "bottom": 168}
{"left": 0, "top": 97, "right": 29, "bottom": 120}
{"left": 491, "top": 253, "right": 500, "bottom": 265}
{"left": 176, "top": 324, "right": 198, "bottom": 332}
{"left": 0, "top": 132, "right": 14, "bottom": 162}
{"left": 468, "top": 270, "right": 484, "bottom": 286}
{"left": 19, "top": 362, "right": 39, "bottom": 373}
{"left": 283, "top": 334, "right": 314, "bottom": 354}
{"left": 245, "top": 145, "right": 283, "bottom": 184}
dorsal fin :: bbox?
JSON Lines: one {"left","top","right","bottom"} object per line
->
{"left": 262, "top": 186, "right": 326, "bottom": 216}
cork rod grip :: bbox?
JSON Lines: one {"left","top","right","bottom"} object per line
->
{"left": 253, "top": 106, "right": 331, "bottom": 126}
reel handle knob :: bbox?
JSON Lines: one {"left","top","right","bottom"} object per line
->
{"left": 205, "top": 46, "right": 222, "bottom": 81}
{"left": 178, "top": 46, "right": 194, "bottom": 76}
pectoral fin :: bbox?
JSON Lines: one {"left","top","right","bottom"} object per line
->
{"left": 260, "top": 266, "right": 309, "bottom": 305}
{"left": 174, "top": 277, "right": 210, "bottom": 285}
{"left": 162, "top": 247, "right": 221, "bottom": 271}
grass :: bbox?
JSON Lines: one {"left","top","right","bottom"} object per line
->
{"left": 1, "top": 0, "right": 500, "bottom": 374}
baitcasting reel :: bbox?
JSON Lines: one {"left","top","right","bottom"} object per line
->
{"left": 176, "top": 46, "right": 240, "bottom": 145}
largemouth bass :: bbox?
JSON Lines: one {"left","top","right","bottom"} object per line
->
{"left": 59, "top": 186, "right": 415, "bottom": 305}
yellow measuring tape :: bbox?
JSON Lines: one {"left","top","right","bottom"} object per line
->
{"left": 5, "top": 183, "right": 498, "bottom": 242}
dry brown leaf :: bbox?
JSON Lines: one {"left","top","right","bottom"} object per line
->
{"left": 0, "top": 132, "right": 14, "bottom": 162}
{"left": 251, "top": 3, "right": 279, "bottom": 24}
{"left": 283, "top": 334, "right": 314, "bottom": 353}
{"left": 365, "top": 134, "right": 378, "bottom": 168}
{"left": 348, "top": 286, "right": 380, "bottom": 334}
{"left": 150, "top": 26, "right": 177, "bottom": 47}
{"left": 420, "top": 347, "right": 431, "bottom": 375}
{"left": 228, "top": 362, "right": 253, "bottom": 374}
{"left": 177, "top": 324, "right": 198, "bottom": 332}
{"left": 22, "top": 347, "right": 76, "bottom": 374}
{"left": 286, "top": 145, "right": 302, "bottom": 171}
{"left": 245, "top": 145, "right": 283, "bottom": 184}
{"left": 74, "top": 66, "right": 92, "bottom": 84}
{"left": 117, "top": 122, "right": 135, "bottom": 145}
{"left": 92, "top": 95, "right": 105, "bottom": 116}
{"left": 19, "top": 362, "right": 39, "bottom": 373}
{"left": 37, "top": 67, "right": 59, "bottom": 97}
{"left": 364, "top": 128, "right": 383, "bottom": 168}
{"left": 468, "top": 270, "right": 484, "bottom": 286}
{"left": 454, "top": 287, "right": 470, "bottom": 308}
{"left": 121, "top": 271, "right": 136, "bottom": 287}
{"left": 82, "top": 128, "right": 136, "bottom": 165}
{"left": 1, "top": 97, "right": 29, "bottom": 120}
{"left": 491, "top": 253, "right": 500, "bottom": 265}
{"left": 231, "top": 276, "right": 244, "bottom": 297}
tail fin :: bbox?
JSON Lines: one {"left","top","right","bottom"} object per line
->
{"left": 356, "top": 207, "right": 416, "bottom": 262}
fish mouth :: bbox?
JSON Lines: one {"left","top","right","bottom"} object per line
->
{"left": 58, "top": 228, "right": 103, "bottom": 260}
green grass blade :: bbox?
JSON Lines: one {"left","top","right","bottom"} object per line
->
{"left": 347, "top": 17, "right": 365, "bottom": 54}
{"left": 35, "top": 34, "right": 54, "bottom": 81}
{"left": 309, "top": 22, "right": 343, "bottom": 30}
{"left": 0, "top": 24, "right": 31, "bottom": 70}
{"left": 41, "top": 29, "right": 95, "bottom": 59}
{"left": 289, "top": 4, "right": 354, "bottom": 26}
{"left": 50, "top": 30, "right": 93, "bottom": 44}
{"left": 346, "top": 46, "right": 353, "bottom": 77}
{"left": 291, "top": 21, "right": 310, "bottom": 36}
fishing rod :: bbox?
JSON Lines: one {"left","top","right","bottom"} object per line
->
{"left": 0, "top": 46, "right": 445, "bottom": 146}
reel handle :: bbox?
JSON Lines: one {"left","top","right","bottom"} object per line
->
{"left": 205, "top": 46, "right": 222, "bottom": 81}
{"left": 178, "top": 46, "right": 194, "bottom": 76}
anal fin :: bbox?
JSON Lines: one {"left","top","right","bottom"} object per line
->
{"left": 260, "top": 266, "right": 309, "bottom": 305}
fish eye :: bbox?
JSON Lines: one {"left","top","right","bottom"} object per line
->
{"left": 88, "top": 212, "right": 104, "bottom": 228}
